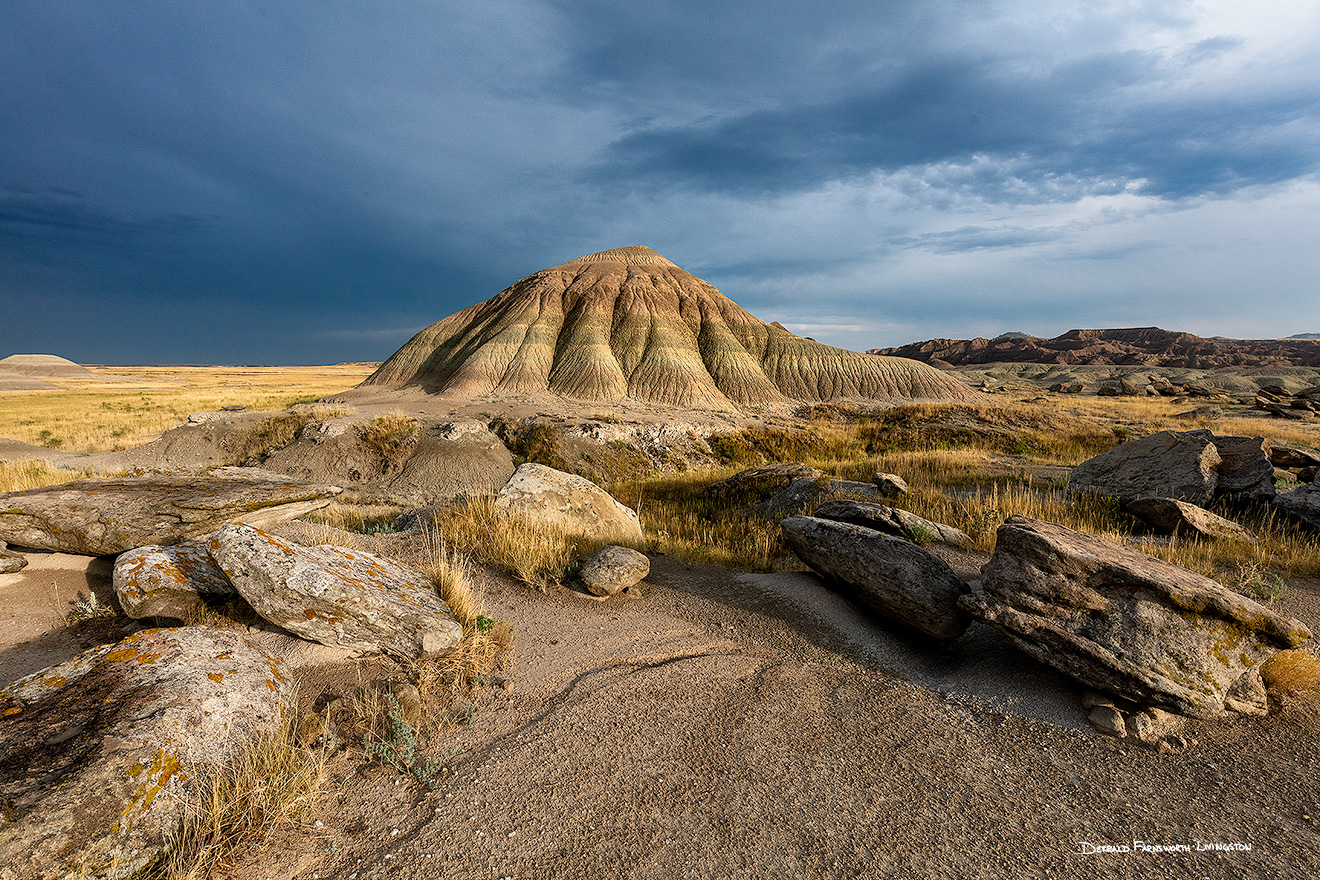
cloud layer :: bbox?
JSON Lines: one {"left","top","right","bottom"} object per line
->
{"left": 1, "top": 0, "right": 1318, "bottom": 363}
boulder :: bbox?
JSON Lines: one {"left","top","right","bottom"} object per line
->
{"left": 813, "top": 499, "right": 975, "bottom": 549}
{"left": 1174, "top": 405, "right": 1222, "bottom": 420}
{"left": 1191, "top": 432, "right": 1275, "bottom": 502}
{"left": 1274, "top": 483, "right": 1320, "bottom": 532}
{"left": 209, "top": 524, "right": 462, "bottom": 658}
{"left": 761, "top": 477, "right": 880, "bottom": 518}
{"left": 1067, "top": 430, "right": 1220, "bottom": 506}
{"left": 960, "top": 516, "right": 1310, "bottom": 718}
{"left": 781, "top": 516, "right": 970, "bottom": 641}
{"left": 704, "top": 463, "right": 824, "bottom": 500}
{"left": 0, "top": 540, "right": 26, "bottom": 574}
{"left": 112, "top": 540, "right": 239, "bottom": 620}
{"left": 1271, "top": 444, "right": 1320, "bottom": 469}
{"left": 870, "top": 473, "right": 909, "bottom": 497}
{"left": 579, "top": 545, "right": 650, "bottom": 597}
{"left": 0, "top": 627, "right": 289, "bottom": 880}
{"left": 496, "top": 463, "right": 643, "bottom": 543}
{"left": 0, "top": 467, "right": 342, "bottom": 556}
{"left": 1122, "top": 498, "right": 1256, "bottom": 542}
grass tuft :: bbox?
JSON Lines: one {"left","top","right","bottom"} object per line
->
{"left": 156, "top": 709, "right": 324, "bottom": 879}
{"left": 357, "top": 412, "right": 420, "bottom": 474}
{"left": 1262, "top": 650, "right": 1320, "bottom": 694}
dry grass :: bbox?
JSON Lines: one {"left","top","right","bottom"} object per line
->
{"left": 0, "top": 363, "right": 374, "bottom": 453}
{"left": 156, "top": 709, "right": 325, "bottom": 879}
{"left": 232, "top": 412, "right": 315, "bottom": 463}
{"left": 1261, "top": 649, "right": 1320, "bottom": 693}
{"left": 357, "top": 412, "right": 420, "bottom": 474}
{"left": 0, "top": 459, "right": 97, "bottom": 493}
{"left": 422, "top": 497, "right": 609, "bottom": 590}
{"left": 415, "top": 540, "right": 514, "bottom": 696}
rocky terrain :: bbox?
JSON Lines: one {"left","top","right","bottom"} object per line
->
{"left": 872, "top": 327, "right": 1320, "bottom": 369}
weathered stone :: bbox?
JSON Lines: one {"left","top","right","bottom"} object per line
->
{"left": 761, "top": 476, "right": 881, "bottom": 518}
{"left": 1087, "top": 705, "right": 1126, "bottom": 738}
{"left": 1119, "top": 378, "right": 1141, "bottom": 396}
{"left": 1122, "top": 498, "right": 1256, "bottom": 542}
{"left": 1174, "top": 405, "right": 1222, "bottom": 420}
{"left": 0, "top": 467, "right": 342, "bottom": 556}
{"left": 0, "top": 540, "right": 26, "bottom": 574}
{"left": 210, "top": 524, "right": 462, "bottom": 657}
{"left": 579, "top": 545, "right": 650, "bottom": 597}
{"left": 1128, "top": 707, "right": 1181, "bottom": 744}
{"left": 870, "top": 473, "right": 909, "bottom": 497}
{"left": 704, "top": 463, "right": 824, "bottom": 499}
{"left": 0, "top": 627, "right": 289, "bottom": 880}
{"left": 1191, "top": 432, "right": 1276, "bottom": 502}
{"left": 1301, "top": 467, "right": 1318, "bottom": 484}
{"left": 112, "top": 540, "right": 238, "bottom": 620}
{"left": 813, "top": 499, "right": 975, "bottom": 549}
{"left": 496, "top": 463, "right": 643, "bottom": 543}
{"left": 1271, "top": 444, "right": 1320, "bottom": 469}
{"left": 960, "top": 516, "right": 1310, "bottom": 718}
{"left": 781, "top": 516, "right": 970, "bottom": 641}
{"left": 1223, "top": 667, "right": 1268, "bottom": 715}
{"left": 1274, "top": 483, "right": 1320, "bottom": 532}
{"left": 1067, "top": 430, "right": 1220, "bottom": 505}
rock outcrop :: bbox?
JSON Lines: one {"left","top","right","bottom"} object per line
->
{"left": 578, "top": 545, "right": 650, "bottom": 597}
{"left": 1189, "top": 432, "right": 1276, "bottom": 502}
{"left": 495, "top": 463, "right": 643, "bottom": 543}
{"left": 960, "top": 516, "right": 1310, "bottom": 718}
{"left": 1067, "top": 430, "right": 1220, "bottom": 505}
{"left": 1274, "top": 483, "right": 1320, "bottom": 532}
{"left": 871, "top": 327, "right": 1320, "bottom": 368}
{"left": 781, "top": 515, "right": 970, "bottom": 641}
{"left": 0, "top": 627, "right": 289, "bottom": 880}
{"left": 361, "top": 246, "right": 979, "bottom": 407}
{"left": 112, "top": 540, "right": 239, "bottom": 620}
{"left": 0, "top": 467, "right": 341, "bottom": 555}
{"left": 813, "top": 499, "right": 974, "bottom": 549}
{"left": 209, "top": 524, "right": 462, "bottom": 658}
{"left": 1122, "top": 498, "right": 1256, "bottom": 542}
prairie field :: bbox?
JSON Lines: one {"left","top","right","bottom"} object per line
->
{"left": 0, "top": 363, "right": 376, "bottom": 453}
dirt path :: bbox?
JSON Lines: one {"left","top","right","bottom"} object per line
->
{"left": 222, "top": 557, "right": 1320, "bottom": 880}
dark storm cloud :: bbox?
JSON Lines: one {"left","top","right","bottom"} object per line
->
{"left": 591, "top": 47, "right": 1320, "bottom": 201}
{"left": 1, "top": 1, "right": 1318, "bottom": 362}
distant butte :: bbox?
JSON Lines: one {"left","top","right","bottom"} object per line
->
{"left": 361, "top": 246, "right": 977, "bottom": 407}
{"left": 871, "top": 327, "right": 1320, "bottom": 369}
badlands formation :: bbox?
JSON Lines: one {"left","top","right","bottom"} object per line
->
{"left": 360, "top": 246, "right": 975, "bottom": 407}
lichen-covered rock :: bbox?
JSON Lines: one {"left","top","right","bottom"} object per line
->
{"left": 1122, "top": 498, "right": 1256, "bottom": 542}
{"left": 813, "top": 499, "right": 975, "bottom": 549}
{"left": 960, "top": 516, "right": 1310, "bottom": 719}
{"left": 209, "top": 524, "right": 462, "bottom": 657}
{"left": 579, "top": 545, "right": 650, "bottom": 597}
{"left": 703, "top": 463, "right": 824, "bottom": 500}
{"left": 0, "top": 540, "right": 26, "bottom": 574}
{"left": 1067, "top": 430, "right": 1220, "bottom": 505}
{"left": 0, "top": 627, "right": 289, "bottom": 880}
{"left": 781, "top": 516, "right": 970, "bottom": 641}
{"left": 495, "top": 463, "right": 642, "bottom": 543}
{"left": 112, "top": 540, "right": 238, "bottom": 620}
{"left": 1274, "top": 482, "right": 1320, "bottom": 532}
{"left": 0, "top": 467, "right": 342, "bottom": 556}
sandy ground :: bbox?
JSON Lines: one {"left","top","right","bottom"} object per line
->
{"left": 5, "top": 543, "right": 1316, "bottom": 879}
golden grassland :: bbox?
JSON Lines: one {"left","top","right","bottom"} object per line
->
{"left": 0, "top": 363, "right": 375, "bottom": 453}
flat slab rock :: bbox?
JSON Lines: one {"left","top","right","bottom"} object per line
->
{"left": 814, "top": 499, "right": 974, "bottom": 549}
{"left": 113, "top": 540, "right": 238, "bottom": 620}
{"left": 1122, "top": 498, "right": 1256, "bottom": 542}
{"left": 781, "top": 515, "right": 970, "bottom": 641}
{"left": 961, "top": 516, "right": 1310, "bottom": 719}
{"left": 209, "top": 524, "right": 462, "bottom": 658}
{"left": 495, "top": 463, "right": 643, "bottom": 543}
{"left": 0, "top": 627, "right": 289, "bottom": 880}
{"left": 1067, "top": 430, "right": 1221, "bottom": 505}
{"left": 0, "top": 467, "right": 342, "bottom": 556}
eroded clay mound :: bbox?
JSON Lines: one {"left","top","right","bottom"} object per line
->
{"left": 363, "top": 246, "right": 977, "bottom": 406}
{"left": 0, "top": 353, "right": 99, "bottom": 378}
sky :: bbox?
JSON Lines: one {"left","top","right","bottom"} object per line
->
{"left": 2, "top": 1, "right": 1319, "bottom": 365}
